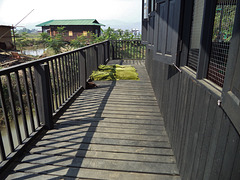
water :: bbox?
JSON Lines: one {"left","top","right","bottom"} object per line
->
{"left": 22, "top": 48, "right": 45, "bottom": 56}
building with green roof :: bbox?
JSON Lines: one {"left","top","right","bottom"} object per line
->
{"left": 36, "top": 19, "right": 105, "bottom": 41}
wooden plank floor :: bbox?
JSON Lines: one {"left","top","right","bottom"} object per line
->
{"left": 6, "top": 60, "right": 181, "bottom": 180}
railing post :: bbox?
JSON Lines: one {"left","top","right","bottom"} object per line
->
{"left": 111, "top": 40, "right": 115, "bottom": 60}
{"left": 107, "top": 40, "right": 110, "bottom": 64}
{"left": 80, "top": 50, "right": 86, "bottom": 89}
{"left": 34, "top": 63, "right": 53, "bottom": 129}
{"left": 94, "top": 45, "right": 99, "bottom": 69}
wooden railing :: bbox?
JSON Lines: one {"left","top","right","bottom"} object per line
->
{"left": 111, "top": 40, "right": 146, "bottom": 60}
{"left": 0, "top": 40, "right": 110, "bottom": 163}
{"left": 0, "top": 39, "right": 145, "bottom": 170}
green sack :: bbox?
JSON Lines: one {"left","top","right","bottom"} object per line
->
{"left": 90, "top": 64, "right": 139, "bottom": 81}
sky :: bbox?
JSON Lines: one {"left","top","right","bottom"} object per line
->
{"left": 0, "top": 0, "right": 142, "bottom": 30}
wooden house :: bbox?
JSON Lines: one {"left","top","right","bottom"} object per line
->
{"left": 0, "top": 25, "right": 15, "bottom": 50}
{"left": 36, "top": 19, "right": 104, "bottom": 41}
{"left": 142, "top": 0, "right": 240, "bottom": 179}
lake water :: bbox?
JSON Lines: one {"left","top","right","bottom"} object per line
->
{"left": 22, "top": 48, "right": 45, "bottom": 56}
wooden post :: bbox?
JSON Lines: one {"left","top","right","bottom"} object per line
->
{"left": 80, "top": 50, "right": 86, "bottom": 89}
{"left": 34, "top": 63, "right": 53, "bottom": 129}
{"left": 107, "top": 41, "right": 110, "bottom": 63}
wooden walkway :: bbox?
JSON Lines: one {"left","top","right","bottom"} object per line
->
{"left": 5, "top": 60, "right": 181, "bottom": 180}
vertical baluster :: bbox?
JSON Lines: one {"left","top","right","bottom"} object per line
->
{"left": 6, "top": 73, "right": 22, "bottom": 145}
{"left": 67, "top": 54, "right": 70, "bottom": 96}
{"left": 123, "top": 40, "right": 125, "bottom": 59}
{"left": 126, "top": 41, "right": 129, "bottom": 59}
{"left": 28, "top": 67, "right": 40, "bottom": 127}
{"left": 138, "top": 41, "right": 140, "bottom": 59}
{"left": 15, "top": 71, "right": 28, "bottom": 138}
{"left": 77, "top": 51, "right": 81, "bottom": 88}
{"left": 59, "top": 57, "right": 64, "bottom": 103}
{"left": 0, "top": 78, "right": 14, "bottom": 152}
{"left": 80, "top": 50, "right": 86, "bottom": 89}
{"left": 69, "top": 54, "right": 73, "bottom": 94}
{"left": 122, "top": 40, "right": 124, "bottom": 59}
{"left": 73, "top": 52, "right": 77, "bottom": 91}
{"left": 55, "top": 58, "right": 61, "bottom": 106}
{"left": 22, "top": 69, "right": 35, "bottom": 133}
{"left": 63, "top": 55, "right": 67, "bottom": 101}
{"left": 134, "top": 41, "right": 137, "bottom": 59}
{"left": 76, "top": 52, "right": 80, "bottom": 88}
{"left": 72, "top": 53, "right": 75, "bottom": 92}
{"left": 66, "top": 54, "right": 70, "bottom": 98}
{"left": 50, "top": 60, "right": 58, "bottom": 110}
{"left": 71, "top": 53, "right": 74, "bottom": 92}
{"left": 134, "top": 41, "right": 136, "bottom": 59}
{"left": 132, "top": 41, "right": 134, "bottom": 59}
{"left": 115, "top": 40, "right": 117, "bottom": 59}
{"left": 46, "top": 61, "right": 54, "bottom": 113}
{"left": 107, "top": 41, "right": 110, "bottom": 62}
{"left": 0, "top": 131, "right": 6, "bottom": 160}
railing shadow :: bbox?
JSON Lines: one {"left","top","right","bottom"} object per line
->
{"left": 56, "top": 80, "right": 116, "bottom": 178}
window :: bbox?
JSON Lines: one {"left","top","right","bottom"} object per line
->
{"left": 187, "top": 0, "right": 205, "bottom": 71}
{"left": 83, "top": 31, "right": 88, "bottom": 36}
{"left": 207, "top": 0, "right": 237, "bottom": 87}
{"left": 221, "top": 0, "right": 240, "bottom": 134}
{"left": 69, "top": 31, "right": 73, "bottom": 37}
{"left": 186, "top": 0, "right": 237, "bottom": 88}
{"left": 153, "top": 0, "right": 181, "bottom": 65}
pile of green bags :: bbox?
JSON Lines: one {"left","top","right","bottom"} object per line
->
{"left": 90, "top": 64, "right": 139, "bottom": 81}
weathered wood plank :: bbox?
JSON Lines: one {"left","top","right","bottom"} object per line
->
{"left": 55, "top": 117, "right": 164, "bottom": 125}
{"left": 4, "top": 60, "right": 180, "bottom": 179}
{"left": 46, "top": 129, "right": 168, "bottom": 142}
{"left": 41, "top": 135, "right": 171, "bottom": 148}
{"left": 19, "top": 154, "right": 180, "bottom": 175}
{"left": 36, "top": 139, "right": 174, "bottom": 156}
{"left": 30, "top": 146, "right": 176, "bottom": 163}
{"left": 11, "top": 163, "right": 180, "bottom": 180}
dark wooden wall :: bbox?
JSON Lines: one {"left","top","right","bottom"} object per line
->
{"left": 145, "top": 48, "right": 240, "bottom": 180}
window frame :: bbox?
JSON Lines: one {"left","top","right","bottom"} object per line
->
{"left": 180, "top": 0, "right": 240, "bottom": 133}
{"left": 221, "top": 0, "right": 240, "bottom": 134}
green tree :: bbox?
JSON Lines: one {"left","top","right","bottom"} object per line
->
{"left": 43, "top": 26, "right": 67, "bottom": 54}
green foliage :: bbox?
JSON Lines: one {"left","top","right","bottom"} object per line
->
{"left": 43, "top": 26, "right": 67, "bottom": 54}
{"left": 70, "top": 27, "right": 141, "bottom": 49}
{"left": 15, "top": 27, "right": 141, "bottom": 55}
{"left": 15, "top": 31, "right": 43, "bottom": 51}
{"left": 212, "top": 5, "right": 236, "bottom": 42}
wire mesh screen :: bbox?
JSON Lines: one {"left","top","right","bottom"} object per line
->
{"left": 207, "top": 0, "right": 237, "bottom": 87}
{"left": 187, "top": 0, "right": 205, "bottom": 71}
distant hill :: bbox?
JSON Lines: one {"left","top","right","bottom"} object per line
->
{"left": 100, "top": 20, "right": 141, "bottom": 31}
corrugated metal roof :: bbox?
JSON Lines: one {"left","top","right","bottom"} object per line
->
{"left": 36, "top": 19, "right": 105, "bottom": 27}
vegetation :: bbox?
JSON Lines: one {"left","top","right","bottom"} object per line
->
{"left": 15, "top": 27, "right": 141, "bottom": 56}
{"left": 212, "top": 5, "right": 236, "bottom": 42}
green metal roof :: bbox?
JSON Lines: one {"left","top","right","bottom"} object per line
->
{"left": 36, "top": 19, "right": 105, "bottom": 27}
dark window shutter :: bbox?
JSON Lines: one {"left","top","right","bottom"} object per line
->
{"left": 147, "top": 11, "right": 155, "bottom": 48}
{"left": 222, "top": 0, "right": 240, "bottom": 134}
{"left": 142, "top": 19, "right": 148, "bottom": 44}
{"left": 154, "top": 0, "right": 181, "bottom": 65}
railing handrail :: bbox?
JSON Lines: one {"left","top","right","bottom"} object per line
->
{"left": 0, "top": 40, "right": 109, "bottom": 75}
{"left": 0, "top": 40, "right": 110, "bottom": 167}
{"left": 0, "top": 39, "right": 145, "bottom": 176}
